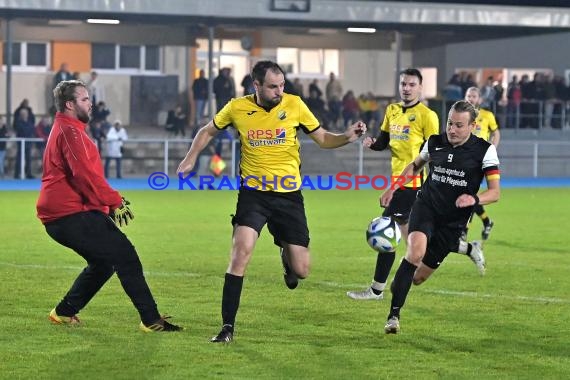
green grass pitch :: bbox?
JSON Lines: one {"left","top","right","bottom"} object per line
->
{"left": 1, "top": 188, "right": 569, "bottom": 379}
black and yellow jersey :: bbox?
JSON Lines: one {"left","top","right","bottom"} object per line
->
{"left": 380, "top": 101, "right": 439, "bottom": 188}
{"left": 418, "top": 133, "right": 500, "bottom": 225}
{"left": 214, "top": 93, "right": 319, "bottom": 192}
{"left": 473, "top": 108, "right": 498, "bottom": 141}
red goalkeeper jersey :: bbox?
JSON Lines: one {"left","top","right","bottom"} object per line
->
{"left": 36, "top": 112, "right": 122, "bottom": 224}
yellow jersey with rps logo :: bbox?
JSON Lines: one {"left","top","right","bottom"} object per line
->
{"left": 380, "top": 101, "right": 439, "bottom": 188}
{"left": 214, "top": 93, "right": 320, "bottom": 192}
{"left": 473, "top": 108, "right": 498, "bottom": 141}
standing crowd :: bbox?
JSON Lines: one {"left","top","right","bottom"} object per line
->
{"left": 2, "top": 63, "right": 127, "bottom": 179}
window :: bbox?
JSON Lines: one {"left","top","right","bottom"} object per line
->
{"left": 2, "top": 41, "right": 49, "bottom": 71}
{"left": 299, "top": 50, "right": 322, "bottom": 74}
{"left": 120, "top": 45, "right": 140, "bottom": 68}
{"left": 3, "top": 43, "right": 22, "bottom": 66}
{"left": 277, "top": 47, "right": 339, "bottom": 77}
{"left": 144, "top": 45, "right": 159, "bottom": 71}
{"left": 91, "top": 44, "right": 161, "bottom": 73}
{"left": 26, "top": 43, "right": 46, "bottom": 66}
{"left": 92, "top": 43, "right": 115, "bottom": 69}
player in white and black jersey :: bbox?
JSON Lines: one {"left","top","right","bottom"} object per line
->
{"left": 380, "top": 100, "right": 501, "bottom": 334}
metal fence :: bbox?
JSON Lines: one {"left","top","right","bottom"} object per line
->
{"left": 433, "top": 99, "right": 570, "bottom": 131}
{"left": 3, "top": 137, "right": 570, "bottom": 180}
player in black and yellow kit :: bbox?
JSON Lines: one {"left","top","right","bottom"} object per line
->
{"left": 177, "top": 61, "right": 366, "bottom": 343}
{"left": 383, "top": 100, "right": 500, "bottom": 334}
{"left": 464, "top": 86, "right": 501, "bottom": 242}
{"left": 347, "top": 68, "right": 439, "bottom": 301}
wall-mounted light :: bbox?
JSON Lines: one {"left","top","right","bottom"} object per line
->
{"left": 87, "top": 19, "right": 120, "bottom": 25}
{"left": 347, "top": 27, "right": 376, "bottom": 34}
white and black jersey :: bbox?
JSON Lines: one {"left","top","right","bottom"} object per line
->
{"left": 417, "top": 133, "right": 500, "bottom": 224}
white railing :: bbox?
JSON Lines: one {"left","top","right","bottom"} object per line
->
{"left": 2, "top": 137, "right": 570, "bottom": 179}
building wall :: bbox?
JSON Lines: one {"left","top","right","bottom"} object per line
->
{"left": 343, "top": 49, "right": 413, "bottom": 97}
{"left": 2, "top": 25, "right": 570, "bottom": 124}
{"left": 0, "top": 71, "right": 132, "bottom": 123}
{"left": 0, "top": 72, "right": 52, "bottom": 115}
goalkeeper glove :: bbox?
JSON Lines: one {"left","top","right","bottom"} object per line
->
{"left": 110, "top": 197, "right": 134, "bottom": 227}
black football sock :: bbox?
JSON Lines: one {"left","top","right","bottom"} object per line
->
{"left": 474, "top": 204, "right": 484, "bottom": 217}
{"left": 388, "top": 259, "right": 417, "bottom": 319}
{"left": 371, "top": 252, "right": 396, "bottom": 294}
{"left": 221, "top": 273, "right": 243, "bottom": 331}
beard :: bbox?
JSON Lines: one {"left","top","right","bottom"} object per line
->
{"left": 259, "top": 93, "right": 282, "bottom": 109}
{"left": 77, "top": 109, "right": 90, "bottom": 123}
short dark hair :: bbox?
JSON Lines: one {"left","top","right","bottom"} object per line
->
{"left": 53, "top": 80, "right": 87, "bottom": 112}
{"left": 449, "top": 100, "right": 479, "bottom": 124}
{"left": 399, "top": 68, "right": 423, "bottom": 84}
{"left": 251, "top": 61, "right": 285, "bottom": 85}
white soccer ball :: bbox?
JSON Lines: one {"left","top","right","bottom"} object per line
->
{"left": 366, "top": 216, "right": 402, "bottom": 253}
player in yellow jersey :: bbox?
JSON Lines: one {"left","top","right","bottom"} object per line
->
{"left": 347, "top": 68, "right": 440, "bottom": 301}
{"left": 463, "top": 86, "right": 500, "bottom": 242}
{"left": 177, "top": 61, "right": 366, "bottom": 343}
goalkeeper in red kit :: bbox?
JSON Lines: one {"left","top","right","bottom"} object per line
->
{"left": 37, "top": 80, "right": 182, "bottom": 332}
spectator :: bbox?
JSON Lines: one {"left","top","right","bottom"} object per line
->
{"left": 293, "top": 78, "right": 304, "bottom": 99}
{"left": 213, "top": 67, "right": 236, "bottom": 112}
{"left": 308, "top": 79, "right": 323, "bottom": 99}
{"left": 493, "top": 75, "right": 504, "bottom": 104}
{"left": 460, "top": 73, "right": 476, "bottom": 97}
{"left": 493, "top": 74, "right": 506, "bottom": 127}
{"left": 284, "top": 75, "right": 296, "bottom": 95}
{"left": 326, "top": 72, "right": 343, "bottom": 127}
{"left": 92, "top": 101, "right": 111, "bottom": 132}
{"left": 480, "top": 76, "right": 496, "bottom": 110}
{"left": 358, "top": 92, "right": 381, "bottom": 129}
{"left": 528, "top": 73, "right": 545, "bottom": 129}
{"left": 105, "top": 120, "right": 128, "bottom": 179}
{"left": 166, "top": 105, "right": 187, "bottom": 137}
{"left": 443, "top": 74, "right": 463, "bottom": 101}
{"left": 14, "top": 108, "right": 35, "bottom": 179}
{"left": 342, "top": 90, "right": 360, "bottom": 129}
{"left": 543, "top": 74, "right": 555, "bottom": 128}
{"left": 88, "top": 71, "right": 105, "bottom": 105}
{"left": 552, "top": 75, "right": 567, "bottom": 129}
{"left": 0, "top": 117, "right": 7, "bottom": 178}
{"left": 192, "top": 69, "right": 208, "bottom": 126}
{"left": 506, "top": 75, "right": 521, "bottom": 129}
{"left": 53, "top": 63, "right": 73, "bottom": 88}
{"left": 240, "top": 73, "right": 255, "bottom": 95}
{"left": 305, "top": 88, "right": 329, "bottom": 129}
{"left": 14, "top": 99, "right": 36, "bottom": 127}
{"left": 213, "top": 68, "right": 236, "bottom": 155}
{"left": 35, "top": 116, "right": 52, "bottom": 160}
{"left": 519, "top": 74, "right": 533, "bottom": 128}
{"left": 89, "top": 121, "right": 105, "bottom": 155}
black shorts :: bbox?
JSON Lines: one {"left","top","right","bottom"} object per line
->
{"left": 231, "top": 188, "right": 310, "bottom": 248}
{"left": 408, "top": 198, "right": 463, "bottom": 269}
{"left": 382, "top": 187, "right": 418, "bottom": 224}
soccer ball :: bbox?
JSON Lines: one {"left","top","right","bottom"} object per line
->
{"left": 366, "top": 216, "right": 401, "bottom": 253}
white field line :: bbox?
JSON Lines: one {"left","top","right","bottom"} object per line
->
{"left": 2, "top": 261, "right": 567, "bottom": 304}
{"left": 0, "top": 261, "right": 201, "bottom": 277}
{"left": 316, "top": 280, "right": 570, "bottom": 304}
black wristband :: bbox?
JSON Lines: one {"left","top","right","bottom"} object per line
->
{"left": 472, "top": 194, "right": 480, "bottom": 205}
